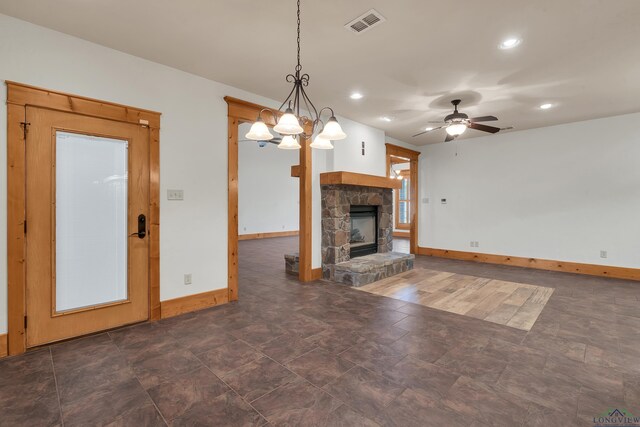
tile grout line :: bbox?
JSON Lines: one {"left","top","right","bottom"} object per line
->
{"left": 195, "top": 348, "right": 271, "bottom": 424}
{"left": 49, "top": 347, "right": 66, "bottom": 427}
{"left": 107, "top": 331, "right": 170, "bottom": 426}
{"left": 234, "top": 335, "right": 378, "bottom": 423}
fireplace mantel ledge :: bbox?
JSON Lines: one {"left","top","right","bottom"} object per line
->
{"left": 320, "top": 171, "right": 402, "bottom": 190}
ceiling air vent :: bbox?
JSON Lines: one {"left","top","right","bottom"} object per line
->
{"left": 344, "top": 9, "right": 386, "bottom": 34}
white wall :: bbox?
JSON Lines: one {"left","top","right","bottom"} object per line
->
{"left": 0, "top": 14, "right": 293, "bottom": 334}
{"left": 420, "top": 112, "right": 640, "bottom": 268}
{"left": 238, "top": 123, "right": 299, "bottom": 235}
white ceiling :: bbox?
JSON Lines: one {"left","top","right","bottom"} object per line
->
{"left": 1, "top": 0, "right": 639, "bottom": 145}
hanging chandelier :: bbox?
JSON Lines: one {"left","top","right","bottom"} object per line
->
{"left": 244, "top": 0, "right": 347, "bottom": 150}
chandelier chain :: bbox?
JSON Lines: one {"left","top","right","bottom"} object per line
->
{"left": 296, "top": 0, "right": 301, "bottom": 72}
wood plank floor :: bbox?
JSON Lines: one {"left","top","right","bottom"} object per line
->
{"left": 357, "top": 268, "right": 554, "bottom": 331}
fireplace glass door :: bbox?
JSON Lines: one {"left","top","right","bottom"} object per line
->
{"left": 350, "top": 205, "right": 378, "bottom": 258}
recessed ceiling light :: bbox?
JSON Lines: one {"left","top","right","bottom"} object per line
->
{"left": 380, "top": 116, "right": 393, "bottom": 122}
{"left": 425, "top": 127, "right": 434, "bottom": 131}
{"left": 350, "top": 92, "right": 364, "bottom": 100}
{"left": 539, "top": 103, "right": 553, "bottom": 110}
{"left": 499, "top": 37, "right": 521, "bottom": 50}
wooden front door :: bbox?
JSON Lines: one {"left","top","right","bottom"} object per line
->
{"left": 25, "top": 106, "right": 150, "bottom": 347}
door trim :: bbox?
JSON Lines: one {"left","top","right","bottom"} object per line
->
{"left": 224, "top": 96, "right": 314, "bottom": 304}
{"left": 6, "top": 82, "right": 161, "bottom": 356}
{"left": 385, "top": 143, "right": 420, "bottom": 254}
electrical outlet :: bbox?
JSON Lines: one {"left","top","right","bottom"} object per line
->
{"left": 184, "top": 273, "right": 192, "bottom": 285}
{"left": 470, "top": 241, "right": 475, "bottom": 248}
{"left": 167, "top": 189, "right": 184, "bottom": 200}
{"left": 475, "top": 241, "right": 480, "bottom": 248}
{"left": 600, "top": 250, "right": 607, "bottom": 259}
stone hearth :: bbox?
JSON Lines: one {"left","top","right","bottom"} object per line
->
{"left": 333, "top": 252, "right": 414, "bottom": 287}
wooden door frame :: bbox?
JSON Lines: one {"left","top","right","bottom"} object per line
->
{"left": 394, "top": 169, "right": 411, "bottom": 231}
{"left": 385, "top": 143, "right": 420, "bottom": 254}
{"left": 6, "top": 82, "right": 161, "bottom": 355}
{"left": 224, "top": 96, "right": 314, "bottom": 303}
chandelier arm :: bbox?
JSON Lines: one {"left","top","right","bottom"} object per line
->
{"left": 257, "top": 108, "right": 279, "bottom": 123}
{"left": 278, "top": 82, "right": 297, "bottom": 112}
{"left": 300, "top": 86, "right": 319, "bottom": 125}
{"left": 300, "top": 91, "right": 315, "bottom": 135}
{"left": 317, "top": 107, "right": 336, "bottom": 118}
{"left": 294, "top": 81, "right": 301, "bottom": 117}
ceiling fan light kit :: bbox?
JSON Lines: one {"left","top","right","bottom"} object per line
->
{"left": 413, "top": 99, "right": 503, "bottom": 142}
{"left": 446, "top": 123, "right": 467, "bottom": 136}
{"left": 245, "top": 0, "right": 346, "bottom": 150}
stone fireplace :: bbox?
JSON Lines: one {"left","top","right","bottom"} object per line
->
{"left": 320, "top": 172, "right": 410, "bottom": 283}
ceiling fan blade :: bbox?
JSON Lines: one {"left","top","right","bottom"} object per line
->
{"left": 412, "top": 126, "right": 445, "bottom": 137}
{"left": 469, "top": 123, "right": 500, "bottom": 133}
{"left": 445, "top": 133, "right": 455, "bottom": 143}
{"left": 469, "top": 115, "right": 498, "bottom": 123}
{"left": 428, "top": 121, "right": 444, "bottom": 124}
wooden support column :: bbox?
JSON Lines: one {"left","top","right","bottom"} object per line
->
{"left": 299, "top": 122, "right": 313, "bottom": 281}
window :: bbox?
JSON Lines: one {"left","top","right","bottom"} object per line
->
{"left": 395, "top": 171, "right": 410, "bottom": 230}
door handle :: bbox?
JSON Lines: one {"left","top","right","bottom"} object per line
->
{"left": 129, "top": 214, "right": 146, "bottom": 239}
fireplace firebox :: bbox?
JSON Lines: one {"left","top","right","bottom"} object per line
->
{"left": 350, "top": 205, "right": 378, "bottom": 258}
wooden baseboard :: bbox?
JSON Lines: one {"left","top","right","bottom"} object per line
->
{"left": 417, "top": 247, "right": 640, "bottom": 281}
{"left": 161, "top": 288, "right": 229, "bottom": 319}
{"left": 0, "top": 334, "right": 7, "bottom": 358}
{"left": 311, "top": 268, "right": 323, "bottom": 280}
{"left": 393, "top": 231, "right": 410, "bottom": 238}
{"left": 238, "top": 230, "right": 299, "bottom": 241}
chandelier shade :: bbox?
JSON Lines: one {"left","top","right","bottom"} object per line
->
{"left": 273, "top": 108, "right": 304, "bottom": 135}
{"left": 310, "top": 134, "right": 334, "bottom": 149}
{"left": 277, "top": 135, "right": 301, "bottom": 150}
{"left": 245, "top": 118, "right": 274, "bottom": 141}
{"left": 245, "top": 0, "right": 344, "bottom": 150}
{"left": 319, "top": 116, "right": 347, "bottom": 140}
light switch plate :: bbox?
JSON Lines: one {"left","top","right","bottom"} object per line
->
{"left": 168, "top": 189, "right": 184, "bottom": 200}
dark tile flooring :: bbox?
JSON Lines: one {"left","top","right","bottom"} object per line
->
{"left": 2, "top": 236, "right": 640, "bottom": 426}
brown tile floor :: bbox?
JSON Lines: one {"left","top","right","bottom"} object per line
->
{"left": 1, "top": 236, "right": 640, "bottom": 426}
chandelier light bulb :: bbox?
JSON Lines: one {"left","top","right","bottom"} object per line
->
{"left": 245, "top": 118, "right": 274, "bottom": 141}
{"left": 446, "top": 123, "right": 467, "bottom": 136}
{"left": 310, "top": 134, "right": 334, "bottom": 150}
{"left": 274, "top": 108, "right": 304, "bottom": 135}
{"left": 319, "top": 116, "right": 347, "bottom": 140}
{"left": 277, "top": 135, "right": 301, "bottom": 150}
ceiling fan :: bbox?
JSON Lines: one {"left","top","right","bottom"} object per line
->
{"left": 413, "top": 99, "right": 503, "bottom": 143}
{"left": 239, "top": 137, "right": 282, "bottom": 147}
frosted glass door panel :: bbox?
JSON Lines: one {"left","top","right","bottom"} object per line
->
{"left": 55, "top": 131, "right": 128, "bottom": 312}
